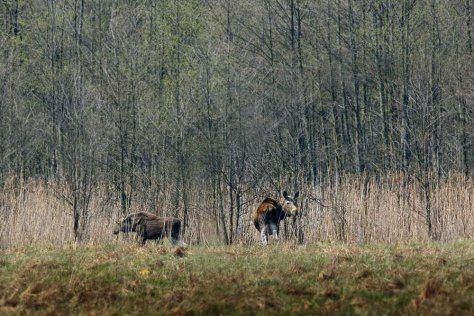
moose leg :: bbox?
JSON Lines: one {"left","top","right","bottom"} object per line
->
{"left": 170, "top": 232, "right": 178, "bottom": 246}
{"left": 270, "top": 223, "right": 279, "bottom": 241}
{"left": 137, "top": 225, "right": 146, "bottom": 246}
{"left": 170, "top": 237, "right": 177, "bottom": 245}
{"left": 171, "top": 231, "right": 186, "bottom": 247}
{"left": 260, "top": 225, "right": 269, "bottom": 245}
{"left": 170, "top": 221, "right": 182, "bottom": 246}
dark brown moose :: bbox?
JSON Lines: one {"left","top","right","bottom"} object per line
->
{"left": 253, "top": 191, "right": 299, "bottom": 245}
{"left": 113, "top": 211, "right": 184, "bottom": 246}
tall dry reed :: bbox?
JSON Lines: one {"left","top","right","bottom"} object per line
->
{"left": 0, "top": 173, "right": 473, "bottom": 247}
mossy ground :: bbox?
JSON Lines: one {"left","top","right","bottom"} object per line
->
{"left": 1, "top": 241, "right": 473, "bottom": 315}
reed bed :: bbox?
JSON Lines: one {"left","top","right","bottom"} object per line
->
{"left": 0, "top": 173, "right": 473, "bottom": 247}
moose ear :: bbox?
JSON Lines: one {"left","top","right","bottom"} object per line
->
{"left": 282, "top": 191, "right": 288, "bottom": 199}
{"left": 294, "top": 192, "right": 299, "bottom": 199}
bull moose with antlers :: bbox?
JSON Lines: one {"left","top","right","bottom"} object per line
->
{"left": 253, "top": 191, "right": 299, "bottom": 245}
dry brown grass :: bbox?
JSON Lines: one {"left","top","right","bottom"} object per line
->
{"left": 303, "top": 172, "right": 474, "bottom": 243}
{"left": 0, "top": 173, "right": 473, "bottom": 247}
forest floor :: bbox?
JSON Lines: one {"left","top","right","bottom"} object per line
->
{"left": 0, "top": 241, "right": 473, "bottom": 315}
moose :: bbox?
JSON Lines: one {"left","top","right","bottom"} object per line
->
{"left": 253, "top": 191, "right": 299, "bottom": 245}
{"left": 113, "top": 211, "right": 184, "bottom": 246}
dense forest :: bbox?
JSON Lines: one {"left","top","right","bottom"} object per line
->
{"left": 1, "top": 0, "right": 473, "bottom": 245}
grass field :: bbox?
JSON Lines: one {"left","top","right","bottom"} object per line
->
{"left": 1, "top": 241, "right": 473, "bottom": 315}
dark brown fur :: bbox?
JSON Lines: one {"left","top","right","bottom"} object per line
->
{"left": 253, "top": 198, "right": 282, "bottom": 232}
{"left": 113, "top": 212, "right": 183, "bottom": 246}
{"left": 253, "top": 191, "right": 299, "bottom": 245}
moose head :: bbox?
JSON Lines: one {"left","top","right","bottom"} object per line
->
{"left": 280, "top": 190, "right": 299, "bottom": 217}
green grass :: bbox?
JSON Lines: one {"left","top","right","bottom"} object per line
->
{"left": 1, "top": 241, "right": 473, "bottom": 315}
